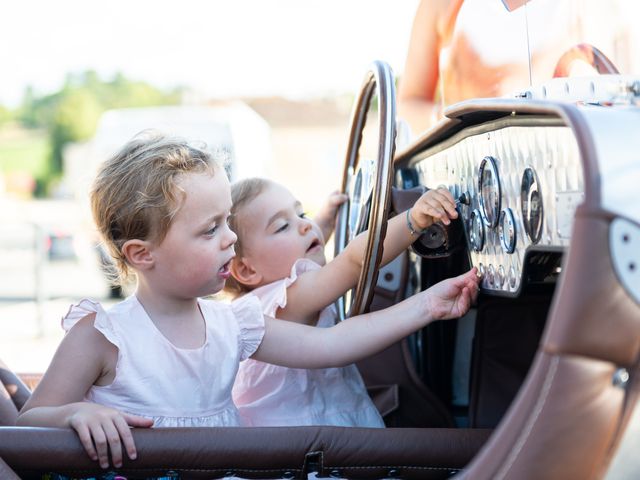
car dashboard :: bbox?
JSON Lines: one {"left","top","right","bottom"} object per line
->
{"left": 407, "top": 117, "right": 584, "bottom": 296}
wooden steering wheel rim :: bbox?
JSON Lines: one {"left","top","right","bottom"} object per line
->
{"left": 334, "top": 61, "right": 396, "bottom": 320}
{"left": 553, "top": 43, "right": 620, "bottom": 78}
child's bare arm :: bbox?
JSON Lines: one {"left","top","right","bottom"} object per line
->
{"left": 313, "top": 191, "right": 348, "bottom": 242}
{"left": 17, "top": 314, "right": 153, "bottom": 468}
{"left": 18, "top": 314, "right": 110, "bottom": 420}
{"left": 281, "top": 188, "right": 458, "bottom": 321}
{"left": 255, "top": 268, "right": 479, "bottom": 368}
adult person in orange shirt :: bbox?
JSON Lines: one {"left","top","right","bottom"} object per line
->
{"left": 397, "top": 0, "right": 629, "bottom": 137}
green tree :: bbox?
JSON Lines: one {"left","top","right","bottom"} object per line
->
{"left": 0, "top": 104, "right": 12, "bottom": 127}
{"left": 48, "top": 88, "right": 102, "bottom": 175}
{"left": 12, "top": 70, "right": 183, "bottom": 194}
{"left": 18, "top": 87, "right": 60, "bottom": 129}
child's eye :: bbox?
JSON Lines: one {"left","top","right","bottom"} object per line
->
{"left": 275, "top": 223, "right": 289, "bottom": 233}
{"left": 205, "top": 225, "right": 218, "bottom": 236}
{"left": 299, "top": 212, "right": 308, "bottom": 219}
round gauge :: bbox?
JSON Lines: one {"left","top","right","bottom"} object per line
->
{"left": 478, "top": 156, "right": 502, "bottom": 228}
{"left": 520, "top": 167, "right": 544, "bottom": 244}
{"left": 499, "top": 208, "right": 517, "bottom": 254}
{"left": 469, "top": 209, "right": 485, "bottom": 252}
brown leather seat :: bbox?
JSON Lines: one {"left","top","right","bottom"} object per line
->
{"left": 0, "top": 426, "right": 491, "bottom": 479}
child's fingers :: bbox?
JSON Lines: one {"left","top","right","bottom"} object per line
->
{"left": 429, "top": 189, "right": 458, "bottom": 217}
{"left": 330, "top": 192, "right": 349, "bottom": 207}
{"left": 101, "top": 420, "right": 124, "bottom": 468}
{"left": 123, "top": 412, "right": 154, "bottom": 428}
{"left": 73, "top": 422, "right": 99, "bottom": 462}
{"left": 466, "top": 267, "right": 480, "bottom": 282}
{"left": 435, "top": 186, "right": 456, "bottom": 202}
{"left": 421, "top": 198, "right": 453, "bottom": 225}
{"left": 89, "top": 424, "right": 110, "bottom": 469}
{"left": 453, "top": 269, "right": 479, "bottom": 290}
{"left": 463, "top": 270, "right": 480, "bottom": 288}
{"left": 463, "top": 270, "right": 480, "bottom": 302}
{"left": 415, "top": 192, "right": 458, "bottom": 226}
{"left": 457, "top": 284, "right": 476, "bottom": 316}
{"left": 426, "top": 198, "right": 452, "bottom": 221}
{"left": 457, "top": 286, "right": 470, "bottom": 314}
{"left": 114, "top": 418, "right": 138, "bottom": 462}
{"left": 119, "top": 414, "right": 153, "bottom": 460}
{"left": 430, "top": 188, "right": 457, "bottom": 209}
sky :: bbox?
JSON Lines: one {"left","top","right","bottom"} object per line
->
{"left": 1, "top": 0, "right": 420, "bottom": 107}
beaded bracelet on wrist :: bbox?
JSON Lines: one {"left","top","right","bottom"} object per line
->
{"left": 406, "top": 208, "right": 428, "bottom": 236}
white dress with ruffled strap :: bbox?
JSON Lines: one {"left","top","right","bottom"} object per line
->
{"left": 62, "top": 294, "right": 264, "bottom": 427}
{"left": 232, "top": 258, "right": 385, "bottom": 428}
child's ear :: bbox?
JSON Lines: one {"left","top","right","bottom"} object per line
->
{"left": 122, "top": 239, "right": 154, "bottom": 270}
{"left": 230, "top": 257, "right": 263, "bottom": 286}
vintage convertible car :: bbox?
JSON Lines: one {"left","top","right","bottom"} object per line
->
{"left": 1, "top": 1, "right": 639, "bottom": 478}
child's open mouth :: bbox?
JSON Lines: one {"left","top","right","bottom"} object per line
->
{"left": 218, "top": 260, "right": 232, "bottom": 279}
{"left": 306, "top": 239, "right": 322, "bottom": 253}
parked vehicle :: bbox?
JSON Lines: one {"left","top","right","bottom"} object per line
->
{"left": 1, "top": 1, "right": 639, "bottom": 478}
{"left": 44, "top": 229, "right": 77, "bottom": 262}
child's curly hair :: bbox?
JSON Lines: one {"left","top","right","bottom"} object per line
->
{"left": 90, "top": 132, "right": 218, "bottom": 284}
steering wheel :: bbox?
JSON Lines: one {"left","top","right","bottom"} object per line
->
{"left": 334, "top": 60, "right": 396, "bottom": 320}
{"left": 553, "top": 43, "right": 619, "bottom": 77}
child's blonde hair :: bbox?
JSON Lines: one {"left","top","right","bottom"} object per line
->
{"left": 224, "top": 177, "right": 272, "bottom": 297}
{"left": 90, "top": 132, "right": 218, "bottom": 282}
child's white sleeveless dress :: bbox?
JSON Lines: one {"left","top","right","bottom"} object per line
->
{"left": 62, "top": 294, "right": 264, "bottom": 427}
{"left": 232, "top": 258, "right": 385, "bottom": 428}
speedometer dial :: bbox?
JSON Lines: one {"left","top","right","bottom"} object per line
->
{"left": 478, "top": 156, "right": 502, "bottom": 228}
{"left": 521, "top": 167, "right": 544, "bottom": 244}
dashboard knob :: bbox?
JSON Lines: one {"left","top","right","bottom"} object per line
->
{"left": 457, "top": 192, "right": 471, "bottom": 206}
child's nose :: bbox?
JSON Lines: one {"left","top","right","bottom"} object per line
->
{"left": 224, "top": 227, "right": 238, "bottom": 248}
{"left": 299, "top": 218, "right": 312, "bottom": 234}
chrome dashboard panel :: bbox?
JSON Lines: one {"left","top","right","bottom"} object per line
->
{"left": 406, "top": 118, "right": 584, "bottom": 296}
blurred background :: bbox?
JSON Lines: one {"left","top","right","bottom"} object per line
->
{"left": 0, "top": 0, "right": 420, "bottom": 372}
